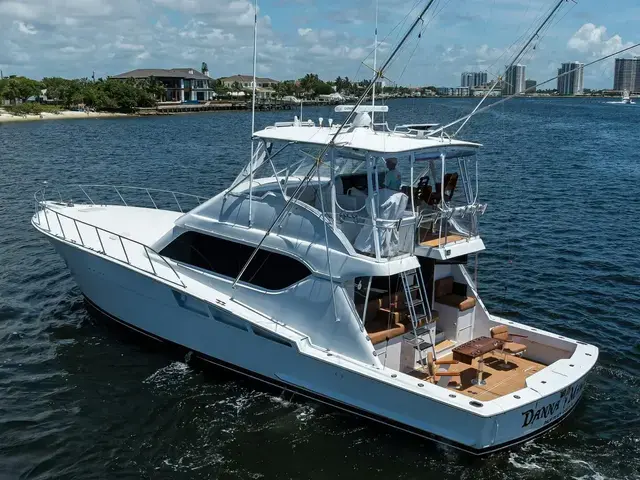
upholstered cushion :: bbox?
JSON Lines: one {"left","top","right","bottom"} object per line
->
{"left": 503, "top": 342, "right": 527, "bottom": 354}
{"left": 490, "top": 325, "right": 509, "bottom": 341}
{"left": 436, "top": 294, "right": 476, "bottom": 311}
{"left": 366, "top": 314, "right": 407, "bottom": 345}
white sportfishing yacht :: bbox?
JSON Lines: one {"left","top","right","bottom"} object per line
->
{"left": 622, "top": 90, "right": 635, "bottom": 104}
{"left": 32, "top": 103, "right": 598, "bottom": 454}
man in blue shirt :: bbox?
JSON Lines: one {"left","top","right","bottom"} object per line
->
{"left": 383, "top": 157, "right": 402, "bottom": 191}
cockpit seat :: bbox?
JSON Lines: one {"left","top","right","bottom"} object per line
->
{"left": 434, "top": 276, "right": 476, "bottom": 311}
{"left": 366, "top": 315, "right": 407, "bottom": 345}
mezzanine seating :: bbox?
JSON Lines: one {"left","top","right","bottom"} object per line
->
{"left": 434, "top": 276, "right": 476, "bottom": 311}
{"left": 364, "top": 292, "right": 438, "bottom": 344}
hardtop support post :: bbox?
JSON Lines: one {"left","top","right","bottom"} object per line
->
{"left": 366, "top": 152, "right": 382, "bottom": 260}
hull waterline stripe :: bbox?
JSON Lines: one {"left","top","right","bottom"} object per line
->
{"left": 83, "top": 295, "right": 582, "bottom": 456}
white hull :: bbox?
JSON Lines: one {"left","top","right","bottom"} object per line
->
{"left": 43, "top": 229, "right": 595, "bottom": 454}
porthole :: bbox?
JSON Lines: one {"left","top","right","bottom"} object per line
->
{"left": 449, "top": 394, "right": 456, "bottom": 398}
{"left": 418, "top": 383, "right": 424, "bottom": 387}
{"left": 541, "top": 381, "right": 547, "bottom": 384}
{"left": 469, "top": 401, "right": 483, "bottom": 408}
{"left": 513, "top": 395, "right": 521, "bottom": 399}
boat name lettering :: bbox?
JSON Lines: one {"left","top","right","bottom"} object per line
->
{"left": 521, "top": 381, "right": 584, "bottom": 428}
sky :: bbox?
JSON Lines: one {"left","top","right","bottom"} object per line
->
{"left": 1, "top": 0, "right": 639, "bottom": 89}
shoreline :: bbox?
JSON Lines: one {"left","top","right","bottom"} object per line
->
{"left": 0, "top": 110, "right": 130, "bottom": 124}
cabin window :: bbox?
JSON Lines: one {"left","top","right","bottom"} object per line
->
{"left": 160, "top": 231, "right": 311, "bottom": 290}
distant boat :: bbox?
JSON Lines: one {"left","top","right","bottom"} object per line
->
{"left": 606, "top": 89, "right": 636, "bottom": 105}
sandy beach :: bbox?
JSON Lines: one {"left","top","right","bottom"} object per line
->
{"left": 0, "top": 110, "right": 129, "bottom": 123}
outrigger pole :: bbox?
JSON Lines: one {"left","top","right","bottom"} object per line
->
{"left": 452, "top": 0, "right": 567, "bottom": 138}
{"left": 371, "top": 0, "right": 379, "bottom": 125}
{"left": 248, "top": 0, "right": 259, "bottom": 227}
{"left": 232, "top": 0, "right": 439, "bottom": 288}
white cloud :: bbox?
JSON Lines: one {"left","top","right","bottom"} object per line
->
{"left": 567, "top": 23, "right": 633, "bottom": 57}
{"left": 0, "top": 0, "right": 629, "bottom": 89}
{"left": 14, "top": 21, "right": 37, "bottom": 35}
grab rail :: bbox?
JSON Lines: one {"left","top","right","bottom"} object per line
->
{"left": 417, "top": 203, "right": 487, "bottom": 248}
{"left": 73, "top": 184, "right": 209, "bottom": 213}
{"left": 33, "top": 192, "right": 186, "bottom": 288}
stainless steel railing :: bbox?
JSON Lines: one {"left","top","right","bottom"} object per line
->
{"left": 66, "top": 184, "right": 210, "bottom": 213}
{"left": 417, "top": 203, "right": 487, "bottom": 248}
{"left": 33, "top": 187, "right": 189, "bottom": 288}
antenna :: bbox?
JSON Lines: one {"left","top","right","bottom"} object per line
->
{"left": 248, "top": 0, "right": 258, "bottom": 227}
{"left": 371, "top": 0, "right": 379, "bottom": 125}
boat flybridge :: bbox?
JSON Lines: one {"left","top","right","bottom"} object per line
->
{"left": 31, "top": 104, "right": 597, "bottom": 454}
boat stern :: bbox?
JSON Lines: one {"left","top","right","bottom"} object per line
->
{"left": 481, "top": 340, "right": 598, "bottom": 451}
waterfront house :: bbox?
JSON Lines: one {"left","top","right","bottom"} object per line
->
{"left": 219, "top": 75, "right": 279, "bottom": 89}
{"left": 110, "top": 68, "right": 216, "bottom": 103}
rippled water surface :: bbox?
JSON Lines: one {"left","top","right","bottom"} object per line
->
{"left": 1, "top": 98, "right": 639, "bottom": 479}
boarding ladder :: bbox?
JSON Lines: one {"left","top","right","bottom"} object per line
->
{"left": 399, "top": 267, "right": 436, "bottom": 367}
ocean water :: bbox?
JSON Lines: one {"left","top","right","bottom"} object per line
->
{"left": 0, "top": 98, "right": 639, "bottom": 479}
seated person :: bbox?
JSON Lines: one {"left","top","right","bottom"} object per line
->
{"left": 383, "top": 157, "right": 402, "bottom": 191}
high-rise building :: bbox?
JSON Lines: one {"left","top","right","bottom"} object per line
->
{"left": 525, "top": 79, "right": 537, "bottom": 93}
{"left": 503, "top": 64, "right": 525, "bottom": 95}
{"left": 557, "top": 62, "right": 584, "bottom": 95}
{"left": 461, "top": 72, "right": 474, "bottom": 88}
{"left": 613, "top": 57, "right": 640, "bottom": 92}
{"left": 461, "top": 71, "right": 488, "bottom": 88}
{"left": 473, "top": 71, "right": 487, "bottom": 87}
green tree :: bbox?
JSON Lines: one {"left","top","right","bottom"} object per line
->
{"left": 299, "top": 73, "right": 319, "bottom": 97}
{"left": 213, "top": 79, "right": 229, "bottom": 96}
{"left": 41, "top": 77, "right": 70, "bottom": 102}
{"left": 1, "top": 76, "right": 41, "bottom": 103}
{"left": 280, "top": 80, "right": 296, "bottom": 96}
{"left": 314, "top": 81, "right": 333, "bottom": 96}
{"left": 272, "top": 82, "right": 285, "bottom": 99}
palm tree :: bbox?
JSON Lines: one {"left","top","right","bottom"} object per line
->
{"left": 299, "top": 73, "right": 319, "bottom": 97}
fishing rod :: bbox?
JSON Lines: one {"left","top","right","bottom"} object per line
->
{"left": 232, "top": 0, "right": 439, "bottom": 288}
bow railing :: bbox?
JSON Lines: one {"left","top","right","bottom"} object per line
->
{"left": 43, "top": 184, "right": 209, "bottom": 213}
{"left": 32, "top": 186, "right": 193, "bottom": 288}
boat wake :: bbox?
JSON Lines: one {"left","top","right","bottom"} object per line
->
{"left": 143, "top": 361, "right": 192, "bottom": 388}
{"left": 509, "top": 442, "right": 612, "bottom": 479}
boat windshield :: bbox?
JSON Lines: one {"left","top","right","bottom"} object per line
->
{"left": 233, "top": 140, "right": 484, "bottom": 260}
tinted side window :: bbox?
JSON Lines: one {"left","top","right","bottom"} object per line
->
{"left": 160, "top": 231, "right": 310, "bottom": 290}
